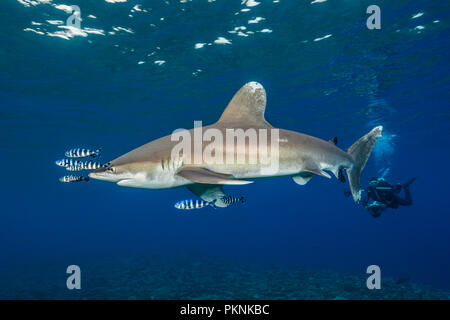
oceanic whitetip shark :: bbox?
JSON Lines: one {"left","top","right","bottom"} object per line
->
{"left": 89, "top": 82, "right": 382, "bottom": 207}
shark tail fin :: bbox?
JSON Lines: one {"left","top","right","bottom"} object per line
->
{"left": 346, "top": 126, "right": 383, "bottom": 203}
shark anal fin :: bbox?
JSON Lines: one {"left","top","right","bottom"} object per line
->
{"left": 177, "top": 167, "right": 253, "bottom": 185}
{"left": 304, "top": 168, "right": 331, "bottom": 179}
{"left": 301, "top": 161, "right": 332, "bottom": 179}
{"left": 292, "top": 173, "right": 314, "bottom": 185}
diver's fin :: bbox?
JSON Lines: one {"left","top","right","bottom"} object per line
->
{"left": 292, "top": 172, "right": 314, "bottom": 185}
{"left": 329, "top": 137, "right": 338, "bottom": 145}
{"left": 187, "top": 184, "right": 228, "bottom": 207}
{"left": 178, "top": 167, "right": 253, "bottom": 185}
{"left": 403, "top": 176, "right": 418, "bottom": 189}
{"left": 216, "top": 82, "right": 272, "bottom": 128}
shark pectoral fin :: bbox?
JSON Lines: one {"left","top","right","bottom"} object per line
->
{"left": 292, "top": 173, "right": 314, "bottom": 185}
{"left": 187, "top": 184, "right": 228, "bottom": 208}
{"left": 176, "top": 167, "right": 253, "bottom": 185}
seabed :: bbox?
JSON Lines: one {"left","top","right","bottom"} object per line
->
{"left": 1, "top": 256, "right": 448, "bottom": 300}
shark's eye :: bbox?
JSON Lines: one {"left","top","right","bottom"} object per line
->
{"left": 103, "top": 162, "right": 114, "bottom": 173}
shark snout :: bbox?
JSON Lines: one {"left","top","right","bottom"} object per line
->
{"left": 89, "top": 167, "right": 106, "bottom": 178}
{"left": 88, "top": 166, "right": 118, "bottom": 182}
{"left": 88, "top": 167, "right": 104, "bottom": 179}
{"left": 88, "top": 162, "right": 135, "bottom": 184}
{"left": 90, "top": 166, "right": 106, "bottom": 175}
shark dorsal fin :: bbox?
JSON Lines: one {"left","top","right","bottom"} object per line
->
{"left": 217, "top": 82, "right": 272, "bottom": 128}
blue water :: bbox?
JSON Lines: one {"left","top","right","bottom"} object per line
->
{"left": 0, "top": 0, "right": 449, "bottom": 299}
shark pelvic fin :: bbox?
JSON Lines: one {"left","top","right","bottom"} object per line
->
{"left": 177, "top": 167, "right": 253, "bottom": 185}
{"left": 292, "top": 172, "right": 314, "bottom": 185}
{"left": 216, "top": 82, "right": 272, "bottom": 128}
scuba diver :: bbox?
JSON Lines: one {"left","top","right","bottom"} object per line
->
{"left": 345, "top": 176, "right": 418, "bottom": 218}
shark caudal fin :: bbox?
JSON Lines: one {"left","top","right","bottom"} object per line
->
{"left": 346, "top": 126, "right": 383, "bottom": 203}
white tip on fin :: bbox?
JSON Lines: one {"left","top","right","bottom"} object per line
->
{"left": 217, "top": 82, "right": 272, "bottom": 128}
{"left": 292, "top": 173, "right": 314, "bottom": 185}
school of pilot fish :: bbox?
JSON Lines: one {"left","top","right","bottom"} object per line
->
{"left": 55, "top": 147, "right": 244, "bottom": 211}
{"left": 55, "top": 148, "right": 102, "bottom": 183}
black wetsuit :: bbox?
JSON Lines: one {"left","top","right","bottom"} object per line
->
{"left": 361, "top": 177, "right": 415, "bottom": 217}
{"left": 364, "top": 181, "right": 412, "bottom": 208}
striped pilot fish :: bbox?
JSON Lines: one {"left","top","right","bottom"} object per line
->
{"left": 174, "top": 199, "right": 217, "bottom": 210}
{"left": 55, "top": 159, "right": 103, "bottom": 170}
{"left": 65, "top": 148, "right": 101, "bottom": 158}
{"left": 59, "top": 175, "right": 90, "bottom": 183}
{"left": 66, "top": 166, "right": 83, "bottom": 171}
{"left": 220, "top": 195, "right": 245, "bottom": 205}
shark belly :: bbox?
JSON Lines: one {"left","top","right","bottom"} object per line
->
{"left": 117, "top": 169, "right": 188, "bottom": 189}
